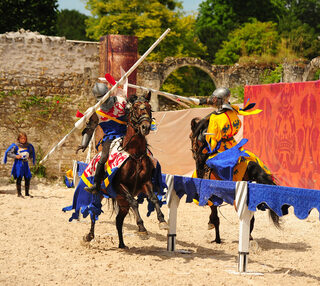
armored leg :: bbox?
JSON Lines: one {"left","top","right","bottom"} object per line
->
{"left": 85, "top": 139, "right": 112, "bottom": 194}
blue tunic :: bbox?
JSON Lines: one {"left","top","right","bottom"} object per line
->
{"left": 3, "top": 143, "right": 35, "bottom": 179}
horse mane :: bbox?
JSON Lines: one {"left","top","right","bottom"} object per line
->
{"left": 191, "top": 117, "right": 209, "bottom": 142}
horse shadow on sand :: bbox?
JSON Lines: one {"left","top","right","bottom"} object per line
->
{"left": 80, "top": 217, "right": 240, "bottom": 263}
{"left": 79, "top": 217, "right": 320, "bottom": 282}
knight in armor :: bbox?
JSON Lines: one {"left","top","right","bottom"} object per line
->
{"left": 3, "top": 132, "right": 36, "bottom": 197}
{"left": 199, "top": 87, "right": 241, "bottom": 155}
{"left": 198, "top": 87, "right": 267, "bottom": 181}
{"left": 76, "top": 82, "right": 128, "bottom": 194}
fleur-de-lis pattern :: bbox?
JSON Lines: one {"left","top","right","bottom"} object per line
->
{"left": 244, "top": 81, "right": 320, "bottom": 189}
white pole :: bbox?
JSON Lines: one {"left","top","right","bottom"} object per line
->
{"left": 40, "top": 28, "right": 171, "bottom": 164}
{"left": 99, "top": 78, "right": 200, "bottom": 108}
{"left": 235, "top": 181, "right": 253, "bottom": 273}
{"left": 165, "top": 174, "right": 180, "bottom": 251}
{"left": 72, "top": 159, "right": 79, "bottom": 187}
{"left": 127, "top": 83, "right": 192, "bottom": 108}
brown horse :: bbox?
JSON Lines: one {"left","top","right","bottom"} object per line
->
{"left": 84, "top": 92, "right": 168, "bottom": 248}
{"left": 190, "top": 117, "right": 280, "bottom": 243}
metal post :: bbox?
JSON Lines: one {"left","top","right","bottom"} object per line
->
{"left": 235, "top": 181, "right": 253, "bottom": 273}
{"left": 165, "top": 174, "right": 180, "bottom": 251}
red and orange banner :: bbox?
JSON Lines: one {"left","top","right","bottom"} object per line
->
{"left": 244, "top": 80, "right": 320, "bottom": 189}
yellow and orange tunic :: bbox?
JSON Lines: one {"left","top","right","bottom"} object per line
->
{"left": 194, "top": 104, "right": 272, "bottom": 181}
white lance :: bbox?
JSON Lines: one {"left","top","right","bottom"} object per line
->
{"left": 98, "top": 78, "right": 200, "bottom": 108}
{"left": 40, "top": 28, "right": 171, "bottom": 164}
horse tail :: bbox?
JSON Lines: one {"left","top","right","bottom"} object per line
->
{"left": 246, "top": 161, "right": 282, "bottom": 229}
{"left": 269, "top": 209, "right": 281, "bottom": 229}
{"left": 111, "top": 198, "right": 118, "bottom": 216}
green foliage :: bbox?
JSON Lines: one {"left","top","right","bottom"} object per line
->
{"left": 215, "top": 20, "right": 280, "bottom": 65}
{"left": 1, "top": 90, "right": 73, "bottom": 132}
{"left": 161, "top": 66, "right": 215, "bottom": 97}
{"left": 84, "top": 0, "right": 207, "bottom": 61}
{"left": 159, "top": 66, "right": 215, "bottom": 109}
{"left": 229, "top": 86, "right": 244, "bottom": 103}
{"left": 280, "top": 0, "right": 320, "bottom": 34}
{"left": 260, "top": 65, "right": 283, "bottom": 84}
{"left": 31, "top": 146, "right": 46, "bottom": 178}
{"left": 9, "top": 176, "right": 15, "bottom": 184}
{"left": 314, "top": 69, "right": 320, "bottom": 80}
{"left": 195, "top": 0, "right": 320, "bottom": 62}
{"left": 195, "top": 0, "right": 285, "bottom": 62}
{"left": 195, "top": 0, "right": 237, "bottom": 62}
{"left": 56, "top": 9, "right": 90, "bottom": 41}
{"left": 0, "top": 0, "right": 58, "bottom": 35}
{"left": 19, "top": 94, "right": 67, "bottom": 116}
{"left": 279, "top": 19, "right": 320, "bottom": 60}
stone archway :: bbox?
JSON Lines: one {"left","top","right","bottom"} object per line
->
{"left": 302, "top": 57, "right": 320, "bottom": 81}
{"left": 138, "top": 57, "right": 224, "bottom": 110}
{"left": 159, "top": 57, "right": 218, "bottom": 87}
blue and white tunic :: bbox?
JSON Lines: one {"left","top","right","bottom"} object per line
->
{"left": 3, "top": 143, "right": 35, "bottom": 179}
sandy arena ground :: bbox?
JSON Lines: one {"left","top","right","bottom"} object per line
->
{"left": 1, "top": 178, "right": 320, "bottom": 286}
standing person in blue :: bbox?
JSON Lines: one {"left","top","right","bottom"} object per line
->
{"left": 76, "top": 82, "right": 128, "bottom": 194}
{"left": 3, "top": 132, "right": 36, "bottom": 197}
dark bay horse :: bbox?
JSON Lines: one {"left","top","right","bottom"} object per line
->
{"left": 84, "top": 92, "right": 168, "bottom": 248}
{"left": 190, "top": 117, "right": 280, "bottom": 243}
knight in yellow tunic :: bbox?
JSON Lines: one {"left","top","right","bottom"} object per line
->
{"left": 196, "top": 87, "right": 272, "bottom": 181}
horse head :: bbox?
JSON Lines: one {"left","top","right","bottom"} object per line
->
{"left": 190, "top": 117, "right": 209, "bottom": 162}
{"left": 128, "top": 91, "right": 152, "bottom": 136}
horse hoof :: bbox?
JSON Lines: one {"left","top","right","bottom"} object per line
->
{"left": 159, "top": 221, "right": 169, "bottom": 230}
{"left": 138, "top": 230, "right": 148, "bottom": 236}
{"left": 119, "top": 244, "right": 128, "bottom": 249}
{"left": 211, "top": 239, "right": 221, "bottom": 244}
{"left": 83, "top": 233, "right": 94, "bottom": 242}
{"left": 208, "top": 223, "right": 215, "bottom": 230}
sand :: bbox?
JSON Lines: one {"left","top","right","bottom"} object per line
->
{"left": 1, "top": 178, "right": 320, "bottom": 286}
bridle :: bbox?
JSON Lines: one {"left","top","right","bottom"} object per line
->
{"left": 128, "top": 99, "right": 152, "bottom": 133}
{"left": 120, "top": 98, "right": 152, "bottom": 152}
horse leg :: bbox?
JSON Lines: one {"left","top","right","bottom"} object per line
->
{"left": 144, "top": 183, "right": 168, "bottom": 230}
{"left": 116, "top": 205, "right": 129, "bottom": 249}
{"left": 250, "top": 215, "right": 255, "bottom": 240}
{"left": 209, "top": 205, "right": 221, "bottom": 244}
{"left": 119, "top": 183, "right": 148, "bottom": 235}
{"left": 83, "top": 213, "right": 96, "bottom": 242}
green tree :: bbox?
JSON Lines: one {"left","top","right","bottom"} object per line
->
{"left": 0, "top": 0, "right": 58, "bottom": 35}
{"left": 278, "top": 0, "right": 320, "bottom": 59}
{"left": 84, "top": 0, "right": 207, "bottom": 60}
{"left": 161, "top": 66, "right": 215, "bottom": 98}
{"left": 215, "top": 20, "right": 280, "bottom": 64}
{"left": 195, "top": 0, "right": 285, "bottom": 62}
{"left": 56, "top": 9, "right": 89, "bottom": 41}
{"left": 281, "top": 0, "right": 320, "bottom": 33}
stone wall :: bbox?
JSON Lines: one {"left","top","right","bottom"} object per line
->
{"left": 0, "top": 30, "right": 100, "bottom": 179}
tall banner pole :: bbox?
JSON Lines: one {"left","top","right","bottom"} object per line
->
{"left": 40, "top": 28, "right": 171, "bottom": 164}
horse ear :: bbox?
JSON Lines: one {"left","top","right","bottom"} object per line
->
{"left": 191, "top": 118, "right": 200, "bottom": 134}
{"left": 128, "top": 94, "right": 138, "bottom": 104}
{"left": 145, "top": 90, "right": 151, "bottom": 102}
{"left": 193, "top": 118, "right": 209, "bottom": 138}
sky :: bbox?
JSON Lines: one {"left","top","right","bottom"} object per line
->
{"left": 57, "top": 0, "right": 203, "bottom": 16}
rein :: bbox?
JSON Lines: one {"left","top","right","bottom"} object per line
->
{"left": 119, "top": 99, "right": 151, "bottom": 157}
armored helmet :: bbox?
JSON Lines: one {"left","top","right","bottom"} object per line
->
{"left": 92, "top": 82, "right": 108, "bottom": 100}
{"left": 210, "top": 87, "right": 230, "bottom": 101}
{"left": 209, "top": 87, "right": 232, "bottom": 111}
